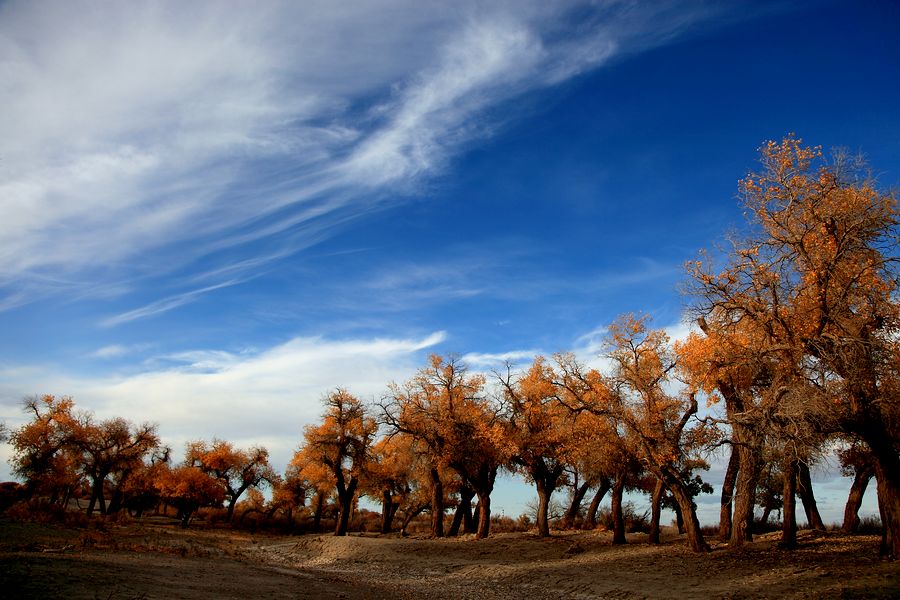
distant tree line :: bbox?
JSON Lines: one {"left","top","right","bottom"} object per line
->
{"left": 3, "top": 137, "right": 898, "bottom": 559}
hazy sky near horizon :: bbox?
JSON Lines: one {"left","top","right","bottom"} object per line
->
{"left": 1, "top": 0, "right": 897, "bottom": 523}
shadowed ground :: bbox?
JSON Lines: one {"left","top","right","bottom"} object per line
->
{"left": 1, "top": 518, "right": 898, "bottom": 599}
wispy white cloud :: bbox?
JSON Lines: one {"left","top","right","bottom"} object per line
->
{"left": 0, "top": 0, "right": 734, "bottom": 314}
{"left": 339, "top": 18, "right": 544, "bottom": 188}
{"left": 100, "top": 279, "right": 251, "bottom": 327}
{"left": 0, "top": 330, "right": 447, "bottom": 474}
{"left": 88, "top": 345, "right": 143, "bottom": 359}
{"left": 462, "top": 350, "right": 542, "bottom": 368}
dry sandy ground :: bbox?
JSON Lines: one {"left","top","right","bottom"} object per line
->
{"left": 1, "top": 518, "right": 898, "bottom": 599}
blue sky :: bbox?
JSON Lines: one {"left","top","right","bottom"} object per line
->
{"left": 1, "top": 0, "right": 897, "bottom": 524}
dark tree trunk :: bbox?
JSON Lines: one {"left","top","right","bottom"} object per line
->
{"left": 468, "top": 465, "right": 497, "bottom": 540}
{"left": 716, "top": 380, "right": 762, "bottom": 549}
{"left": 760, "top": 505, "right": 773, "bottom": 526}
{"left": 429, "top": 467, "right": 444, "bottom": 538}
{"left": 584, "top": 479, "right": 611, "bottom": 530}
{"left": 448, "top": 503, "right": 463, "bottom": 537}
{"left": 530, "top": 461, "right": 564, "bottom": 536}
{"left": 463, "top": 498, "right": 477, "bottom": 534}
{"left": 226, "top": 497, "right": 238, "bottom": 523}
{"left": 673, "top": 499, "right": 685, "bottom": 533}
{"left": 664, "top": 470, "right": 709, "bottom": 552}
{"left": 719, "top": 446, "right": 739, "bottom": 541}
{"left": 797, "top": 461, "right": 825, "bottom": 530}
{"left": 648, "top": 478, "right": 665, "bottom": 545}
{"left": 875, "top": 460, "right": 899, "bottom": 558}
{"left": 842, "top": 463, "right": 874, "bottom": 533}
{"left": 400, "top": 505, "right": 427, "bottom": 534}
{"left": 535, "top": 480, "right": 553, "bottom": 537}
{"left": 781, "top": 457, "right": 798, "bottom": 549}
{"left": 475, "top": 492, "right": 491, "bottom": 540}
{"left": 86, "top": 476, "right": 107, "bottom": 517}
{"left": 334, "top": 477, "right": 358, "bottom": 536}
{"left": 448, "top": 485, "right": 475, "bottom": 536}
{"left": 313, "top": 490, "right": 325, "bottom": 532}
{"left": 731, "top": 435, "right": 761, "bottom": 547}
{"left": 380, "top": 489, "right": 395, "bottom": 534}
{"left": 611, "top": 474, "right": 627, "bottom": 545}
{"left": 562, "top": 481, "right": 590, "bottom": 529}
{"left": 86, "top": 487, "right": 98, "bottom": 517}
{"left": 107, "top": 487, "right": 124, "bottom": 515}
{"left": 861, "top": 426, "right": 900, "bottom": 559}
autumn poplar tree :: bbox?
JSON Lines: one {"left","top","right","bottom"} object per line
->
{"left": 154, "top": 462, "right": 226, "bottom": 528}
{"left": 70, "top": 414, "right": 160, "bottom": 517}
{"left": 685, "top": 136, "right": 900, "bottom": 557}
{"left": 301, "top": 389, "right": 377, "bottom": 536}
{"left": 554, "top": 321, "right": 715, "bottom": 553}
{"left": 498, "top": 357, "right": 572, "bottom": 537}
{"left": 382, "top": 355, "right": 511, "bottom": 539}
{"left": 361, "top": 434, "right": 424, "bottom": 534}
{"left": 287, "top": 447, "right": 333, "bottom": 531}
{"left": 186, "top": 439, "right": 277, "bottom": 523}
{"left": 9, "top": 395, "right": 81, "bottom": 504}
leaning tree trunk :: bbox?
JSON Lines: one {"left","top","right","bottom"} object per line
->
{"left": 562, "top": 481, "right": 590, "bottom": 530}
{"left": 648, "top": 478, "right": 665, "bottom": 545}
{"left": 781, "top": 457, "right": 798, "bottom": 549}
{"left": 719, "top": 446, "right": 739, "bottom": 541}
{"left": 842, "top": 462, "right": 874, "bottom": 533}
{"left": 760, "top": 505, "right": 773, "bottom": 526}
{"left": 584, "top": 478, "right": 611, "bottom": 530}
{"left": 226, "top": 496, "right": 239, "bottom": 523}
{"left": 400, "top": 504, "right": 427, "bottom": 534}
{"left": 429, "top": 467, "right": 444, "bottom": 538}
{"left": 861, "top": 425, "right": 900, "bottom": 559}
{"left": 797, "top": 462, "right": 825, "bottom": 531}
{"left": 664, "top": 471, "right": 709, "bottom": 553}
{"left": 673, "top": 502, "right": 685, "bottom": 534}
{"left": 610, "top": 474, "right": 627, "bottom": 545}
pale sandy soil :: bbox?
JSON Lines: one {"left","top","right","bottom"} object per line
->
{"left": 2, "top": 518, "right": 898, "bottom": 599}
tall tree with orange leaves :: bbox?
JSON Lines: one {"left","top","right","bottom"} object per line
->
{"left": 9, "top": 395, "right": 81, "bottom": 505}
{"left": 554, "top": 320, "right": 717, "bottom": 553}
{"left": 70, "top": 413, "right": 160, "bottom": 517}
{"left": 186, "top": 439, "right": 277, "bottom": 523}
{"left": 381, "top": 355, "right": 512, "bottom": 539}
{"left": 685, "top": 136, "right": 899, "bottom": 557}
{"left": 498, "top": 357, "right": 570, "bottom": 537}
{"left": 300, "top": 389, "right": 377, "bottom": 536}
